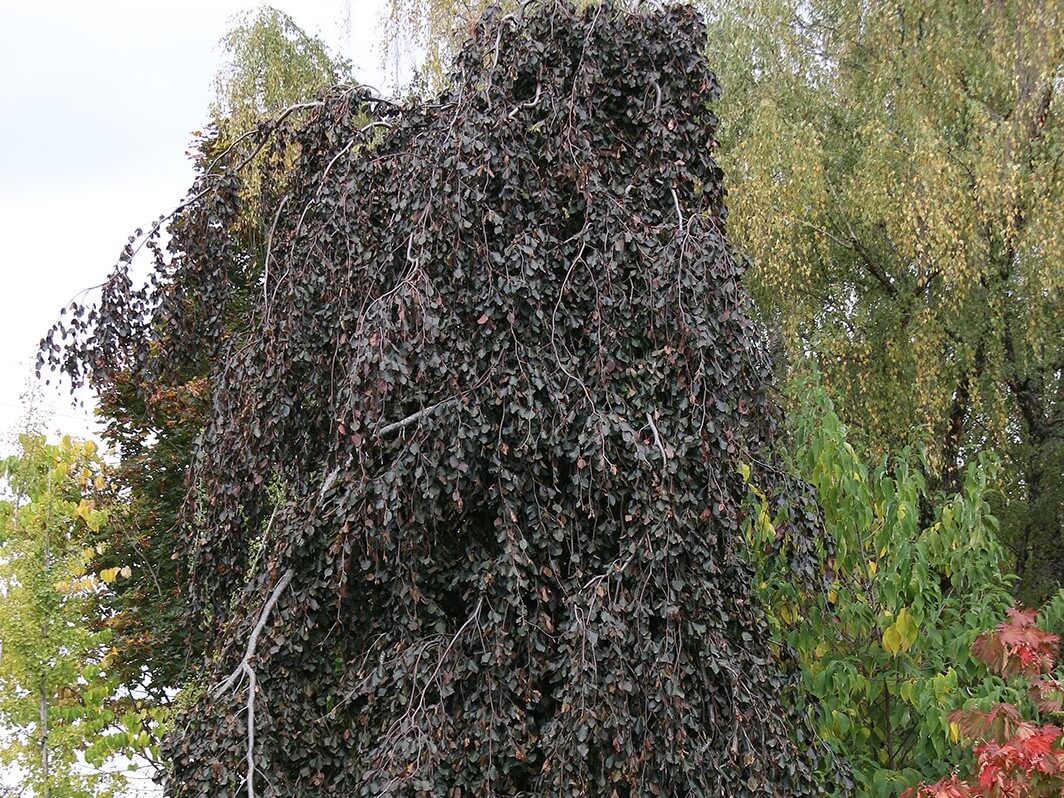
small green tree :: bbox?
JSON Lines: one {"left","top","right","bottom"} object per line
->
{"left": 0, "top": 434, "right": 150, "bottom": 797}
{"left": 747, "top": 369, "right": 1019, "bottom": 796}
{"left": 212, "top": 6, "right": 350, "bottom": 133}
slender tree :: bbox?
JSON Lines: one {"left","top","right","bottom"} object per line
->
{"left": 0, "top": 434, "right": 140, "bottom": 797}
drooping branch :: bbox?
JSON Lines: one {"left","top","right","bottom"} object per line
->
{"left": 212, "top": 568, "right": 294, "bottom": 798}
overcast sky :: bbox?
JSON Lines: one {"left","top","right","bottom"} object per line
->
{"left": 0, "top": 0, "right": 397, "bottom": 452}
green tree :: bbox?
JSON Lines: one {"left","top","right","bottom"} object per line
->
{"left": 212, "top": 6, "right": 350, "bottom": 134}
{"left": 700, "top": 0, "right": 1063, "bottom": 599}
{"left": 0, "top": 434, "right": 149, "bottom": 797}
{"left": 748, "top": 369, "right": 1024, "bottom": 795}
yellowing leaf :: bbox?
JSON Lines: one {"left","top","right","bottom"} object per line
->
{"left": 75, "top": 499, "right": 94, "bottom": 522}
{"left": 895, "top": 607, "right": 918, "bottom": 650}
{"left": 882, "top": 625, "right": 903, "bottom": 656}
{"left": 100, "top": 567, "right": 120, "bottom": 584}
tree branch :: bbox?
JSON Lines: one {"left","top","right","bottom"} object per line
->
{"left": 211, "top": 568, "right": 295, "bottom": 798}
{"left": 377, "top": 398, "right": 458, "bottom": 436}
{"left": 646, "top": 411, "right": 669, "bottom": 471}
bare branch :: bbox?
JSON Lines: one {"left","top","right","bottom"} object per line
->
{"left": 670, "top": 187, "right": 684, "bottom": 240}
{"left": 262, "top": 196, "right": 290, "bottom": 306}
{"left": 646, "top": 411, "right": 668, "bottom": 470}
{"left": 211, "top": 568, "right": 295, "bottom": 798}
{"left": 377, "top": 398, "right": 458, "bottom": 436}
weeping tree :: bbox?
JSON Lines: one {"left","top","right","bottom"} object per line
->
{"left": 43, "top": 3, "right": 844, "bottom": 795}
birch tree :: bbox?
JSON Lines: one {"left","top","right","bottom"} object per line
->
{"left": 0, "top": 435, "right": 138, "bottom": 797}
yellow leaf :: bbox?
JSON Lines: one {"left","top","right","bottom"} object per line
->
{"left": 75, "top": 499, "right": 94, "bottom": 522}
{"left": 899, "top": 679, "right": 915, "bottom": 702}
{"left": 895, "top": 607, "right": 918, "bottom": 650}
{"left": 882, "top": 624, "right": 903, "bottom": 656}
{"left": 100, "top": 567, "right": 119, "bottom": 584}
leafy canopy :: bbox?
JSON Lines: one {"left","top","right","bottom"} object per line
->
{"left": 701, "top": 0, "right": 1063, "bottom": 598}
{"left": 749, "top": 370, "right": 1021, "bottom": 796}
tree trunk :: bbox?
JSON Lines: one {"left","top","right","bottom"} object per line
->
{"left": 39, "top": 483, "right": 51, "bottom": 798}
{"left": 38, "top": 682, "right": 50, "bottom": 798}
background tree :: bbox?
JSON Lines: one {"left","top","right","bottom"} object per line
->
{"left": 699, "top": 0, "right": 1063, "bottom": 600}
{"left": 0, "top": 434, "right": 151, "bottom": 797}
{"left": 382, "top": 0, "right": 485, "bottom": 87}
{"left": 212, "top": 6, "right": 351, "bottom": 135}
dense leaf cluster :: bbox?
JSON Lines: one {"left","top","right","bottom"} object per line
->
{"left": 43, "top": 2, "right": 843, "bottom": 795}
{"left": 752, "top": 371, "right": 1018, "bottom": 796}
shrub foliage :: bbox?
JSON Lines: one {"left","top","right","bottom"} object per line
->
{"left": 42, "top": 3, "right": 842, "bottom": 794}
{"left": 749, "top": 371, "right": 1019, "bottom": 796}
{"left": 903, "top": 607, "right": 1064, "bottom": 797}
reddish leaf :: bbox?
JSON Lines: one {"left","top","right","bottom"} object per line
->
{"left": 971, "top": 605, "right": 1059, "bottom": 677}
{"left": 1029, "top": 677, "right": 1064, "bottom": 714}
{"left": 950, "top": 704, "right": 1024, "bottom": 743}
{"left": 973, "top": 723, "right": 1063, "bottom": 794}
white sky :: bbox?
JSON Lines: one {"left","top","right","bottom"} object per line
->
{"left": 0, "top": 0, "right": 398, "bottom": 452}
